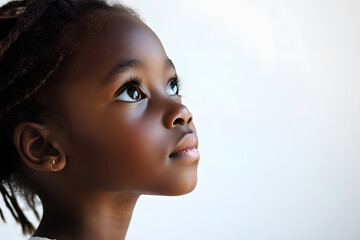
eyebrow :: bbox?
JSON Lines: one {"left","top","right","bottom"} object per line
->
{"left": 101, "top": 58, "right": 176, "bottom": 87}
{"left": 101, "top": 59, "right": 143, "bottom": 87}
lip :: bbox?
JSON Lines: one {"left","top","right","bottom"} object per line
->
{"left": 169, "top": 133, "right": 199, "bottom": 160}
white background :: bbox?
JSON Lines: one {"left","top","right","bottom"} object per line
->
{"left": 1, "top": 0, "right": 360, "bottom": 239}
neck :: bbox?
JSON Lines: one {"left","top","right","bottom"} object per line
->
{"left": 33, "top": 191, "right": 141, "bottom": 240}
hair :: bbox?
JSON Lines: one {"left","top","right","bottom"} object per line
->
{"left": 0, "top": 0, "right": 139, "bottom": 235}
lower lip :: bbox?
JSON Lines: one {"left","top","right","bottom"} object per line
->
{"left": 169, "top": 147, "right": 200, "bottom": 160}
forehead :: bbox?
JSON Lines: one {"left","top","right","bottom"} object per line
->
{"left": 96, "top": 13, "right": 166, "bottom": 60}
{"left": 62, "top": 12, "right": 167, "bottom": 86}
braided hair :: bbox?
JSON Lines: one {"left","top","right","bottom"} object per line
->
{"left": 0, "top": 0, "right": 139, "bottom": 235}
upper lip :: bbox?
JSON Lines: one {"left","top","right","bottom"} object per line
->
{"left": 169, "top": 132, "right": 198, "bottom": 157}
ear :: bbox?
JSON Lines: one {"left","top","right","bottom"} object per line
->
{"left": 12, "top": 121, "right": 66, "bottom": 172}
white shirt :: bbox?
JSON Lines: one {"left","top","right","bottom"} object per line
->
{"left": 29, "top": 237, "right": 55, "bottom": 240}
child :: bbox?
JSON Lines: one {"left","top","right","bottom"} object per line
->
{"left": 0, "top": 0, "right": 200, "bottom": 239}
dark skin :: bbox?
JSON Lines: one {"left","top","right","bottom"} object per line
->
{"left": 11, "top": 13, "right": 199, "bottom": 240}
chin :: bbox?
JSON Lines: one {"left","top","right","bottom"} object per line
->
{"left": 163, "top": 170, "right": 199, "bottom": 196}
{"left": 136, "top": 162, "right": 200, "bottom": 196}
{"left": 141, "top": 172, "right": 198, "bottom": 196}
{"left": 169, "top": 178, "right": 198, "bottom": 196}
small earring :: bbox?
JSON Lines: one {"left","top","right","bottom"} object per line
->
{"left": 50, "top": 159, "right": 58, "bottom": 172}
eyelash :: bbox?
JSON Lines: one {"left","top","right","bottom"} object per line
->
{"left": 114, "top": 77, "right": 142, "bottom": 97}
{"left": 115, "top": 76, "right": 182, "bottom": 98}
{"left": 174, "top": 77, "right": 182, "bottom": 94}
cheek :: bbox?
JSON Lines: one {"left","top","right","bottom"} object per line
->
{"left": 91, "top": 107, "right": 169, "bottom": 190}
{"left": 63, "top": 100, "right": 198, "bottom": 195}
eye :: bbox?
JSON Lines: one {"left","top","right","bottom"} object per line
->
{"left": 166, "top": 78, "right": 181, "bottom": 96}
{"left": 116, "top": 78, "right": 144, "bottom": 102}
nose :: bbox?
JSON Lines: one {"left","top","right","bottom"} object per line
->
{"left": 163, "top": 102, "right": 193, "bottom": 129}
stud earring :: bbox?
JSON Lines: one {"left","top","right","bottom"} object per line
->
{"left": 50, "top": 159, "right": 58, "bottom": 172}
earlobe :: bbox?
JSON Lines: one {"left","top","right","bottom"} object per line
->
{"left": 12, "top": 121, "right": 66, "bottom": 172}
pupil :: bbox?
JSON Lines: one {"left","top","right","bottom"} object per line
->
{"left": 171, "top": 82, "right": 178, "bottom": 94}
{"left": 128, "top": 87, "right": 139, "bottom": 100}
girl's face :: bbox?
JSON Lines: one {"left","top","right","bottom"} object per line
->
{"left": 54, "top": 13, "right": 199, "bottom": 196}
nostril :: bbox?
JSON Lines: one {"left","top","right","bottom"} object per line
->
{"left": 187, "top": 116, "right": 192, "bottom": 124}
{"left": 173, "top": 118, "right": 184, "bottom": 126}
{"left": 173, "top": 116, "right": 192, "bottom": 126}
